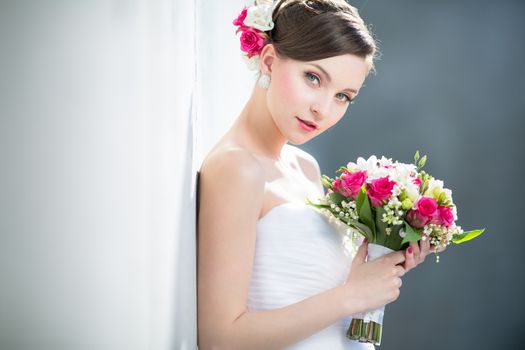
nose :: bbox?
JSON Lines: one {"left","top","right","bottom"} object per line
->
{"left": 310, "top": 95, "right": 331, "bottom": 120}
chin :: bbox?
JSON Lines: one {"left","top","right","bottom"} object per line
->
{"left": 287, "top": 135, "right": 313, "bottom": 145}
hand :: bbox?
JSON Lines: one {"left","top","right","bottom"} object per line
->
{"left": 403, "top": 236, "right": 447, "bottom": 272}
{"left": 344, "top": 239, "right": 406, "bottom": 313}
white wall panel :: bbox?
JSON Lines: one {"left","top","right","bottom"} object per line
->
{"left": 0, "top": 0, "right": 197, "bottom": 349}
{"left": 195, "top": 0, "right": 258, "bottom": 166}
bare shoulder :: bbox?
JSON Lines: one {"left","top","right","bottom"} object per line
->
{"left": 200, "top": 144, "right": 266, "bottom": 191}
{"left": 198, "top": 143, "right": 266, "bottom": 222}
{"left": 284, "top": 144, "right": 321, "bottom": 182}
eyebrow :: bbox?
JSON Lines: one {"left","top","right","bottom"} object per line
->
{"left": 307, "top": 63, "right": 358, "bottom": 94}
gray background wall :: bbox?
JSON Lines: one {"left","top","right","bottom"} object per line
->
{"left": 301, "top": 0, "right": 524, "bottom": 348}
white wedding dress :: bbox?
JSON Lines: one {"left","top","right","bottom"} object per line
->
{"left": 247, "top": 202, "right": 375, "bottom": 349}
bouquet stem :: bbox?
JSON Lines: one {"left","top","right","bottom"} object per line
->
{"left": 346, "top": 243, "right": 392, "bottom": 346}
{"left": 346, "top": 319, "right": 382, "bottom": 345}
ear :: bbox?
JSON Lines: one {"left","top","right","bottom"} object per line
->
{"left": 259, "top": 43, "right": 277, "bottom": 75}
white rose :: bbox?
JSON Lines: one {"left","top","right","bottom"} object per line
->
{"left": 244, "top": 5, "right": 274, "bottom": 31}
{"left": 405, "top": 184, "right": 420, "bottom": 204}
{"left": 424, "top": 178, "right": 444, "bottom": 198}
{"left": 346, "top": 161, "right": 359, "bottom": 172}
{"left": 378, "top": 156, "right": 393, "bottom": 167}
{"left": 389, "top": 164, "right": 415, "bottom": 186}
{"left": 357, "top": 155, "right": 380, "bottom": 181}
{"left": 443, "top": 188, "right": 453, "bottom": 202}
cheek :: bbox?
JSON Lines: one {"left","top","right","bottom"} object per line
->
{"left": 322, "top": 110, "right": 347, "bottom": 130}
{"left": 329, "top": 109, "right": 346, "bottom": 123}
{"left": 273, "top": 71, "right": 307, "bottom": 108}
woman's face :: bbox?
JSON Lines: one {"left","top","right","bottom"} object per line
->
{"left": 265, "top": 53, "right": 369, "bottom": 145}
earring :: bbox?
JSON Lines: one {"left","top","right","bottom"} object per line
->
{"left": 258, "top": 73, "right": 271, "bottom": 89}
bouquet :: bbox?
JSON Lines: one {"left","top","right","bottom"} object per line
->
{"left": 307, "top": 151, "right": 484, "bottom": 346}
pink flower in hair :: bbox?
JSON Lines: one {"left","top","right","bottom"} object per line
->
{"left": 233, "top": 7, "right": 248, "bottom": 27}
{"left": 239, "top": 28, "right": 266, "bottom": 58}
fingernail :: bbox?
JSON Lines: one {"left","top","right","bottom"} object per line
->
{"left": 407, "top": 247, "right": 413, "bottom": 254}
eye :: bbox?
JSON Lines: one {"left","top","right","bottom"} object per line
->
{"left": 304, "top": 72, "right": 320, "bottom": 86}
{"left": 336, "top": 93, "right": 354, "bottom": 104}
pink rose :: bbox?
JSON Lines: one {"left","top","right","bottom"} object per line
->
{"left": 405, "top": 209, "right": 431, "bottom": 229}
{"left": 430, "top": 205, "right": 455, "bottom": 227}
{"left": 417, "top": 197, "right": 438, "bottom": 217}
{"left": 367, "top": 176, "right": 396, "bottom": 207}
{"left": 233, "top": 7, "right": 248, "bottom": 27}
{"left": 239, "top": 28, "right": 265, "bottom": 57}
{"left": 412, "top": 177, "right": 422, "bottom": 187}
{"left": 333, "top": 171, "right": 367, "bottom": 199}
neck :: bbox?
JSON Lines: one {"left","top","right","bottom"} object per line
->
{"left": 234, "top": 83, "right": 288, "bottom": 160}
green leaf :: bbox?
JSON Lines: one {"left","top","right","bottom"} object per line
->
{"left": 374, "top": 207, "right": 404, "bottom": 249}
{"left": 418, "top": 155, "right": 427, "bottom": 169}
{"left": 328, "top": 191, "right": 346, "bottom": 205}
{"left": 356, "top": 186, "right": 376, "bottom": 238}
{"left": 347, "top": 219, "right": 374, "bottom": 241}
{"left": 305, "top": 197, "right": 330, "bottom": 210}
{"left": 384, "top": 224, "right": 406, "bottom": 250}
{"left": 374, "top": 207, "right": 389, "bottom": 235}
{"left": 452, "top": 228, "right": 485, "bottom": 244}
{"left": 356, "top": 186, "right": 366, "bottom": 211}
{"left": 414, "top": 150, "right": 420, "bottom": 164}
{"left": 336, "top": 166, "right": 348, "bottom": 173}
{"left": 401, "top": 221, "right": 422, "bottom": 244}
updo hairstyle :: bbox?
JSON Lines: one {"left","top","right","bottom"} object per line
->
{"left": 268, "top": 0, "right": 378, "bottom": 74}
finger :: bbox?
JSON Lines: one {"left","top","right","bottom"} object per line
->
{"left": 410, "top": 241, "right": 421, "bottom": 261}
{"left": 387, "top": 250, "right": 406, "bottom": 265}
{"left": 403, "top": 246, "right": 416, "bottom": 272}
{"left": 394, "top": 265, "right": 406, "bottom": 277}
{"left": 353, "top": 239, "right": 368, "bottom": 265}
{"left": 420, "top": 236, "right": 431, "bottom": 258}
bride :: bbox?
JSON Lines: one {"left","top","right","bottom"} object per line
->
{"left": 197, "top": 1, "right": 434, "bottom": 348}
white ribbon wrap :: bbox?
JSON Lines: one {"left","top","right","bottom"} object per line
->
{"left": 352, "top": 243, "right": 394, "bottom": 325}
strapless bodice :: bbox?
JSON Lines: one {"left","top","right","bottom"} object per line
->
{"left": 246, "top": 202, "right": 374, "bottom": 349}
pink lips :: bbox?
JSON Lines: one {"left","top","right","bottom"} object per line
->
{"left": 296, "top": 117, "right": 317, "bottom": 132}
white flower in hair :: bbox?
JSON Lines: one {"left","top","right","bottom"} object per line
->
{"left": 244, "top": 3, "right": 275, "bottom": 31}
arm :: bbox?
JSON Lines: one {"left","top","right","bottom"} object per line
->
{"left": 197, "top": 148, "right": 406, "bottom": 350}
{"left": 198, "top": 149, "right": 345, "bottom": 349}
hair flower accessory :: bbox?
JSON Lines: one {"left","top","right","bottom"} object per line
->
{"left": 244, "top": 4, "right": 275, "bottom": 31}
{"left": 233, "top": 1, "right": 275, "bottom": 70}
{"left": 232, "top": 6, "right": 248, "bottom": 27}
{"left": 240, "top": 28, "right": 266, "bottom": 58}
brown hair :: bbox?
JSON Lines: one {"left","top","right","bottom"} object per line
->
{"left": 268, "top": 0, "right": 378, "bottom": 74}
